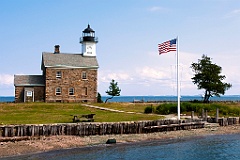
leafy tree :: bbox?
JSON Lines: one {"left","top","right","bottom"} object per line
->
{"left": 191, "top": 54, "right": 232, "bottom": 103}
{"left": 105, "top": 79, "right": 121, "bottom": 103}
{"left": 97, "top": 92, "right": 103, "bottom": 103}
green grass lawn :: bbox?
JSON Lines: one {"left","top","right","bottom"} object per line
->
{"left": 0, "top": 103, "right": 161, "bottom": 125}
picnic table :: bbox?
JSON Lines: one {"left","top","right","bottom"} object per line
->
{"left": 71, "top": 114, "right": 95, "bottom": 122}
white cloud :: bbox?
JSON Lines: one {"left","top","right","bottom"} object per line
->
{"left": 149, "top": 6, "right": 162, "bottom": 12}
{"left": 0, "top": 74, "right": 14, "bottom": 85}
{"left": 224, "top": 9, "right": 240, "bottom": 18}
{"left": 148, "top": 6, "right": 168, "bottom": 12}
{"left": 99, "top": 71, "right": 132, "bottom": 83}
{"left": 137, "top": 66, "right": 171, "bottom": 81}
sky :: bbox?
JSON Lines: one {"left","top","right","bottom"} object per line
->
{"left": 1, "top": 0, "right": 240, "bottom": 96}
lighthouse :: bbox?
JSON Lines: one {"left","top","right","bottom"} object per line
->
{"left": 80, "top": 24, "right": 98, "bottom": 56}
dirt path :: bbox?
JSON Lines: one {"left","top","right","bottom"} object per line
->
{"left": 82, "top": 104, "right": 165, "bottom": 117}
{"left": 82, "top": 104, "right": 198, "bottom": 120}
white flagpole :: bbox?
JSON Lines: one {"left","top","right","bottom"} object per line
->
{"left": 177, "top": 37, "right": 180, "bottom": 120}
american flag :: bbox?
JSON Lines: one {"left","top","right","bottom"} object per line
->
{"left": 158, "top": 38, "right": 177, "bottom": 55}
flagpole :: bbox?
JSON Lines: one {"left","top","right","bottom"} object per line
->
{"left": 177, "top": 36, "right": 180, "bottom": 120}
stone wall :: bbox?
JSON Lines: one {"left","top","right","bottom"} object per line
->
{"left": 45, "top": 68, "right": 97, "bottom": 103}
{"left": 15, "top": 86, "right": 24, "bottom": 103}
{"left": 14, "top": 86, "right": 45, "bottom": 102}
{"left": 34, "top": 86, "right": 45, "bottom": 102}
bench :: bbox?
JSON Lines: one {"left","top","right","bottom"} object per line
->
{"left": 71, "top": 114, "right": 95, "bottom": 122}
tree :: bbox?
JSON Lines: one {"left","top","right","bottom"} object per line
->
{"left": 191, "top": 54, "right": 232, "bottom": 103}
{"left": 97, "top": 92, "right": 103, "bottom": 103}
{"left": 105, "top": 79, "right": 121, "bottom": 103}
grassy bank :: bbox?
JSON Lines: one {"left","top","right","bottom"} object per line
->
{"left": 0, "top": 103, "right": 161, "bottom": 125}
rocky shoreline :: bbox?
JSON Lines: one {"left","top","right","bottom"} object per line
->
{"left": 1, "top": 124, "right": 240, "bottom": 158}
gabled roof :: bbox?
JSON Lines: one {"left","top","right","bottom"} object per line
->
{"left": 41, "top": 52, "right": 99, "bottom": 69}
{"left": 14, "top": 75, "right": 45, "bottom": 86}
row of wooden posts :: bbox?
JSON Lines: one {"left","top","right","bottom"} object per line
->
{"left": 191, "top": 108, "right": 240, "bottom": 126}
{"left": 0, "top": 119, "right": 205, "bottom": 138}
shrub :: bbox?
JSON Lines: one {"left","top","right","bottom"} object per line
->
{"left": 181, "top": 102, "right": 202, "bottom": 113}
{"left": 219, "top": 108, "right": 228, "bottom": 116}
{"left": 144, "top": 106, "right": 154, "bottom": 114}
{"left": 155, "top": 103, "right": 177, "bottom": 115}
{"left": 155, "top": 103, "right": 201, "bottom": 115}
{"left": 97, "top": 92, "right": 103, "bottom": 103}
{"left": 154, "top": 102, "right": 240, "bottom": 117}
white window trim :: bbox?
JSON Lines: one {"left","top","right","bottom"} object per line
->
{"left": 69, "top": 88, "right": 74, "bottom": 95}
{"left": 56, "top": 87, "right": 61, "bottom": 95}
{"left": 56, "top": 71, "right": 62, "bottom": 78}
{"left": 27, "top": 91, "right": 33, "bottom": 97}
{"left": 82, "top": 71, "right": 87, "bottom": 80}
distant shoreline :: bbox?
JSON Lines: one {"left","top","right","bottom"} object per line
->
{"left": 1, "top": 125, "right": 240, "bottom": 158}
{"left": 1, "top": 95, "right": 240, "bottom": 103}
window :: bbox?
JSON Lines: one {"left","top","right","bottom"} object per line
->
{"left": 26, "top": 91, "right": 32, "bottom": 97}
{"left": 56, "top": 71, "right": 62, "bottom": 78}
{"left": 82, "top": 72, "right": 87, "bottom": 79}
{"left": 69, "top": 88, "right": 74, "bottom": 95}
{"left": 84, "top": 87, "right": 87, "bottom": 95}
{"left": 56, "top": 87, "right": 61, "bottom": 95}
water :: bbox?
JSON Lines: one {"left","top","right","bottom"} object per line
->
{"left": 101, "top": 95, "right": 240, "bottom": 102}
{"left": 2, "top": 134, "right": 240, "bottom": 160}
{"left": 1, "top": 95, "right": 240, "bottom": 103}
{"left": 0, "top": 97, "right": 14, "bottom": 102}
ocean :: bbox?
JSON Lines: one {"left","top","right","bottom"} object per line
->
{"left": 1, "top": 95, "right": 240, "bottom": 103}
{"left": 3, "top": 134, "right": 240, "bottom": 160}
{"left": 0, "top": 97, "right": 14, "bottom": 102}
{"left": 101, "top": 95, "right": 240, "bottom": 103}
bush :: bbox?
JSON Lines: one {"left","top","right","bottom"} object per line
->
{"left": 155, "top": 103, "right": 177, "bottom": 115}
{"left": 181, "top": 102, "right": 202, "bottom": 113}
{"left": 144, "top": 106, "right": 154, "bottom": 114}
{"left": 154, "top": 102, "right": 240, "bottom": 117}
{"left": 229, "top": 108, "right": 240, "bottom": 116}
{"left": 97, "top": 92, "right": 103, "bottom": 103}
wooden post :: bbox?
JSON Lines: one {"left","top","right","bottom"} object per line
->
{"left": 205, "top": 110, "right": 208, "bottom": 121}
{"left": 216, "top": 108, "right": 219, "bottom": 123}
{"left": 4, "top": 127, "right": 8, "bottom": 137}
{"left": 31, "top": 125, "right": 35, "bottom": 137}
{"left": 191, "top": 111, "right": 194, "bottom": 121}
{"left": 202, "top": 109, "right": 205, "bottom": 119}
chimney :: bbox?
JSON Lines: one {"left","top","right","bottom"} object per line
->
{"left": 54, "top": 45, "right": 60, "bottom": 54}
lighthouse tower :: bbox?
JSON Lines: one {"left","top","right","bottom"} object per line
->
{"left": 80, "top": 24, "right": 98, "bottom": 56}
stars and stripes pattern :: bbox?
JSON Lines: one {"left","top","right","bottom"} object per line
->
{"left": 158, "top": 38, "right": 177, "bottom": 55}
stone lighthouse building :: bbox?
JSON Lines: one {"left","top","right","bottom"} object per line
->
{"left": 14, "top": 25, "right": 99, "bottom": 103}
